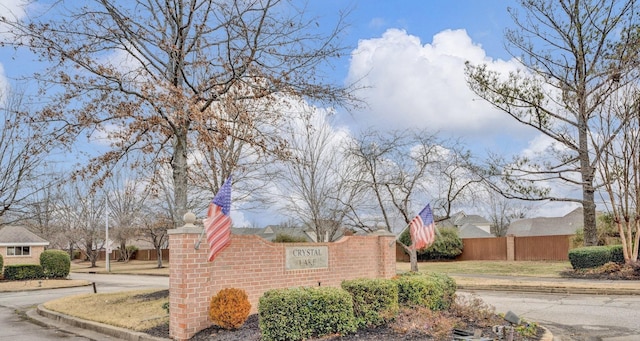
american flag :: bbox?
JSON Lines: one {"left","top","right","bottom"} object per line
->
{"left": 409, "top": 203, "right": 435, "bottom": 250}
{"left": 204, "top": 177, "right": 232, "bottom": 262}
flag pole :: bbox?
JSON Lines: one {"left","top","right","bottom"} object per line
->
{"left": 194, "top": 226, "right": 206, "bottom": 250}
{"left": 389, "top": 221, "right": 412, "bottom": 247}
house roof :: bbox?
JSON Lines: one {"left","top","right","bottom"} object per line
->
{"left": 506, "top": 208, "right": 583, "bottom": 237}
{"left": 457, "top": 223, "right": 494, "bottom": 238}
{"left": 0, "top": 225, "right": 50, "bottom": 246}
{"left": 441, "top": 211, "right": 491, "bottom": 227}
{"left": 231, "top": 226, "right": 314, "bottom": 242}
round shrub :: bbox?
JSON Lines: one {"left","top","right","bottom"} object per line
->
{"left": 209, "top": 288, "right": 251, "bottom": 330}
{"left": 258, "top": 287, "right": 356, "bottom": 341}
{"left": 395, "top": 272, "right": 456, "bottom": 311}
{"left": 341, "top": 278, "right": 399, "bottom": 328}
{"left": 40, "top": 249, "right": 71, "bottom": 278}
{"left": 399, "top": 227, "right": 463, "bottom": 260}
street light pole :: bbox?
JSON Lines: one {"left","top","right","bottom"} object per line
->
{"left": 106, "top": 205, "right": 110, "bottom": 272}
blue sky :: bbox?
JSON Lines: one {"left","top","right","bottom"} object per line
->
{"left": 0, "top": 0, "right": 580, "bottom": 224}
{"left": 0, "top": 0, "right": 532, "bottom": 155}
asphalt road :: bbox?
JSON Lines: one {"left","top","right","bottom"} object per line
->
{"left": 466, "top": 290, "right": 640, "bottom": 340}
{"left": 0, "top": 274, "right": 168, "bottom": 341}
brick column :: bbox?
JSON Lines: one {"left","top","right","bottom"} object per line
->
{"left": 373, "top": 229, "right": 397, "bottom": 278}
{"left": 168, "top": 212, "right": 213, "bottom": 341}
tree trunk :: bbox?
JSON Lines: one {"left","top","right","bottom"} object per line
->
{"left": 156, "top": 247, "right": 164, "bottom": 268}
{"left": 172, "top": 129, "right": 188, "bottom": 226}
{"left": 409, "top": 248, "right": 418, "bottom": 272}
{"left": 400, "top": 243, "right": 419, "bottom": 272}
{"left": 582, "top": 184, "right": 598, "bottom": 246}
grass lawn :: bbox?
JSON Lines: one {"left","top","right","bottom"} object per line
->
{"left": 43, "top": 289, "right": 169, "bottom": 331}
{"left": 397, "top": 260, "right": 572, "bottom": 277}
{"left": 69, "top": 259, "right": 572, "bottom": 277}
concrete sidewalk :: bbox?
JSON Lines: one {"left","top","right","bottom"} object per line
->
{"left": 452, "top": 273, "right": 640, "bottom": 295}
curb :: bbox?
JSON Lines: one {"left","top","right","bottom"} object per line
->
{"left": 34, "top": 305, "right": 171, "bottom": 341}
{"left": 457, "top": 283, "right": 640, "bottom": 296}
{"left": 31, "top": 303, "right": 554, "bottom": 341}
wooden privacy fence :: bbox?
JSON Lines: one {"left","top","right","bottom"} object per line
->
{"left": 456, "top": 235, "right": 573, "bottom": 261}
{"left": 92, "top": 248, "right": 170, "bottom": 261}
{"left": 395, "top": 234, "right": 572, "bottom": 262}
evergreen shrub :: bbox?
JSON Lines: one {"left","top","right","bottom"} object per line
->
{"left": 341, "top": 278, "right": 399, "bottom": 328}
{"left": 3, "top": 264, "right": 44, "bottom": 280}
{"left": 258, "top": 287, "right": 356, "bottom": 341}
{"left": 40, "top": 249, "right": 71, "bottom": 278}
{"left": 395, "top": 272, "right": 456, "bottom": 311}
{"left": 569, "top": 245, "right": 625, "bottom": 269}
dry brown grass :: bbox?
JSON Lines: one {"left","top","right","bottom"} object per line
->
{"left": 397, "top": 260, "right": 572, "bottom": 277}
{"left": 43, "top": 289, "right": 169, "bottom": 331}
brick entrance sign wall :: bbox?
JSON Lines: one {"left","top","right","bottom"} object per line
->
{"left": 168, "top": 214, "right": 396, "bottom": 341}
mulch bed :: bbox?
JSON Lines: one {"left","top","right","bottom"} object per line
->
{"left": 144, "top": 313, "right": 545, "bottom": 340}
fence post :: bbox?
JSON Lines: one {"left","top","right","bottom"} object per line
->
{"left": 506, "top": 234, "right": 515, "bottom": 261}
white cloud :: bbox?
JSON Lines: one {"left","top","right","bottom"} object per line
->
{"left": 0, "top": 63, "right": 7, "bottom": 101}
{"left": 0, "top": 0, "right": 29, "bottom": 100}
{"left": 0, "top": 0, "right": 28, "bottom": 22}
{"left": 346, "top": 28, "right": 537, "bottom": 150}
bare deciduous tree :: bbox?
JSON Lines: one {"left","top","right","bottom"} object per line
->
{"left": 139, "top": 208, "right": 172, "bottom": 268}
{"left": 348, "top": 129, "right": 480, "bottom": 271}
{"left": 484, "top": 191, "right": 529, "bottom": 237}
{"left": 279, "top": 108, "right": 364, "bottom": 242}
{"left": 0, "top": 89, "right": 48, "bottom": 222}
{"left": 54, "top": 180, "right": 106, "bottom": 267}
{"left": 105, "top": 172, "right": 149, "bottom": 262}
{"left": 1, "top": 0, "right": 356, "bottom": 224}
{"left": 466, "top": 0, "right": 640, "bottom": 246}
{"left": 597, "top": 87, "right": 640, "bottom": 263}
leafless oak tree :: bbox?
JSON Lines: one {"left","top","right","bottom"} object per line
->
{"left": 0, "top": 89, "right": 50, "bottom": 222}
{"left": 1, "top": 0, "right": 356, "bottom": 224}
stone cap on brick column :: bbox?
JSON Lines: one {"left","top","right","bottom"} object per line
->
{"left": 371, "top": 228, "right": 394, "bottom": 236}
{"left": 168, "top": 211, "right": 203, "bottom": 235}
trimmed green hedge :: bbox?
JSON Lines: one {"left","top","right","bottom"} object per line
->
{"left": 399, "top": 227, "right": 463, "bottom": 260}
{"left": 258, "top": 287, "right": 356, "bottom": 341}
{"left": 3, "top": 264, "right": 45, "bottom": 280}
{"left": 395, "top": 272, "right": 456, "bottom": 311}
{"left": 40, "top": 249, "right": 71, "bottom": 278}
{"left": 341, "top": 278, "right": 399, "bottom": 328}
{"left": 0, "top": 253, "right": 3, "bottom": 274}
{"left": 609, "top": 245, "right": 625, "bottom": 264}
{"left": 568, "top": 245, "right": 625, "bottom": 269}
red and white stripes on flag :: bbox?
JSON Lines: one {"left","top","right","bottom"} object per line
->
{"left": 204, "top": 177, "right": 232, "bottom": 262}
{"left": 409, "top": 203, "right": 436, "bottom": 250}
